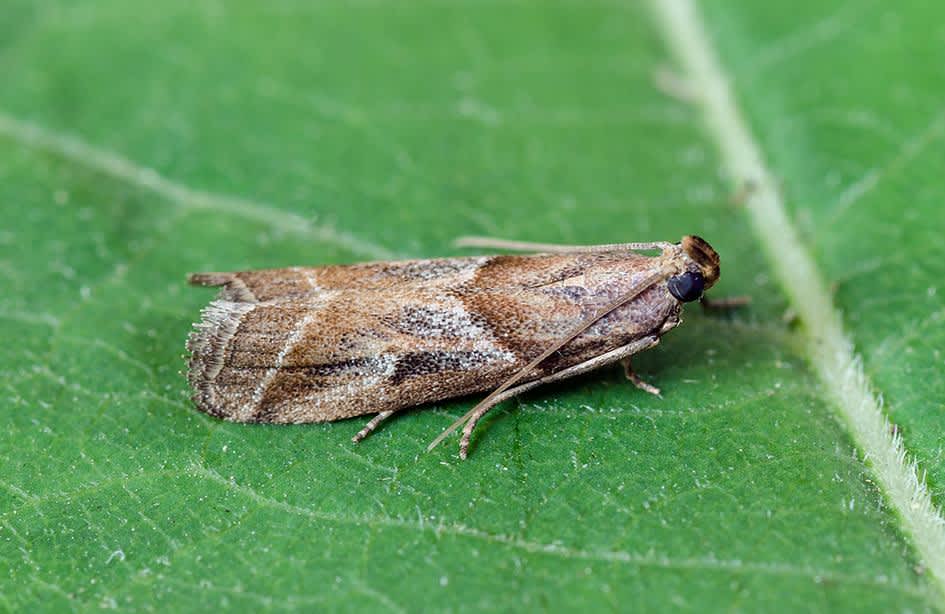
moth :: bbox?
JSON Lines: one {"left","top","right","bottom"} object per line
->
{"left": 186, "top": 235, "right": 721, "bottom": 458}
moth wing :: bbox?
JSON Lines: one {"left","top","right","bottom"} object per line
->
{"left": 187, "top": 249, "right": 651, "bottom": 303}
{"left": 187, "top": 255, "right": 493, "bottom": 303}
{"left": 187, "top": 286, "right": 521, "bottom": 424}
{"left": 187, "top": 249, "right": 675, "bottom": 424}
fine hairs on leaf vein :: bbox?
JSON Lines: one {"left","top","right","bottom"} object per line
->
{"left": 649, "top": 0, "right": 945, "bottom": 600}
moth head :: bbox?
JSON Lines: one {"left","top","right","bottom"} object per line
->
{"left": 667, "top": 235, "right": 720, "bottom": 303}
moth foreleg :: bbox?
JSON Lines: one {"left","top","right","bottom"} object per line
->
{"left": 352, "top": 410, "right": 395, "bottom": 443}
{"left": 459, "top": 335, "right": 660, "bottom": 459}
{"left": 621, "top": 357, "right": 661, "bottom": 396}
{"left": 700, "top": 295, "right": 751, "bottom": 311}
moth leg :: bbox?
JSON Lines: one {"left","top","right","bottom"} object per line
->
{"left": 458, "top": 381, "right": 545, "bottom": 459}
{"left": 700, "top": 295, "right": 751, "bottom": 311}
{"left": 459, "top": 335, "right": 660, "bottom": 458}
{"left": 621, "top": 358, "right": 661, "bottom": 396}
{"left": 352, "top": 410, "right": 395, "bottom": 443}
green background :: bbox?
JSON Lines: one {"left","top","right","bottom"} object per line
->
{"left": 1, "top": 0, "right": 943, "bottom": 611}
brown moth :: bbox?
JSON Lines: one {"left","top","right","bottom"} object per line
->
{"left": 186, "top": 235, "right": 721, "bottom": 458}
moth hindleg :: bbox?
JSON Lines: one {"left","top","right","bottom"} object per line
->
{"left": 457, "top": 380, "right": 545, "bottom": 460}
{"left": 352, "top": 410, "right": 395, "bottom": 443}
{"left": 459, "top": 335, "right": 661, "bottom": 459}
{"left": 621, "top": 357, "right": 661, "bottom": 396}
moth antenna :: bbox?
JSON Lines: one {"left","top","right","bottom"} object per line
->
{"left": 453, "top": 236, "right": 675, "bottom": 254}
{"left": 426, "top": 267, "right": 672, "bottom": 453}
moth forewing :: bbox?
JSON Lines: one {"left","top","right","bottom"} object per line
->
{"left": 185, "top": 235, "right": 721, "bottom": 458}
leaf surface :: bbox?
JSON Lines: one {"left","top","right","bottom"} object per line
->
{"left": 1, "top": 0, "right": 941, "bottom": 611}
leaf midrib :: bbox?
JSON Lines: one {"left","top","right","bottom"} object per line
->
{"left": 649, "top": 0, "right": 945, "bottom": 604}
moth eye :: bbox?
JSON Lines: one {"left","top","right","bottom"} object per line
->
{"left": 668, "top": 271, "right": 705, "bottom": 302}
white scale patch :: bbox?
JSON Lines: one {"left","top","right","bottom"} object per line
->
{"left": 396, "top": 303, "right": 485, "bottom": 339}
{"left": 195, "top": 300, "right": 257, "bottom": 382}
{"left": 298, "top": 353, "right": 399, "bottom": 408}
{"left": 405, "top": 256, "right": 518, "bottom": 349}
{"left": 425, "top": 295, "right": 516, "bottom": 362}
{"left": 383, "top": 257, "right": 489, "bottom": 281}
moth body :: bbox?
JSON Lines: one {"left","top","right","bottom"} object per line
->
{"left": 186, "top": 236, "right": 720, "bottom": 454}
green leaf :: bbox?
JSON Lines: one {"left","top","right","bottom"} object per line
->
{"left": 1, "top": 0, "right": 942, "bottom": 611}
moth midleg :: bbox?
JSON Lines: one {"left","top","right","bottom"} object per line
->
{"left": 458, "top": 335, "right": 660, "bottom": 459}
{"left": 621, "top": 356, "right": 661, "bottom": 396}
{"left": 453, "top": 236, "right": 675, "bottom": 254}
{"left": 352, "top": 410, "right": 395, "bottom": 443}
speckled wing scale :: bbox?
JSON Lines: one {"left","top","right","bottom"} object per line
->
{"left": 186, "top": 235, "right": 722, "bottom": 458}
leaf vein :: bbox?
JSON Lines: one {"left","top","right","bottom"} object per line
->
{"left": 650, "top": 0, "right": 945, "bottom": 602}
{"left": 0, "top": 110, "right": 394, "bottom": 260}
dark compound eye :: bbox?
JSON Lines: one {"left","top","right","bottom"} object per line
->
{"left": 668, "top": 271, "right": 705, "bottom": 302}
